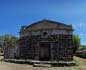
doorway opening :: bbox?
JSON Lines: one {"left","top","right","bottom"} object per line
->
{"left": 39, "top": 43, "right": 51, "bottom": 61}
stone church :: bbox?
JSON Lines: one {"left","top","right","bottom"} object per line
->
{"left": 4, "top": 19, "right": 74, "bottom": 63}
{"left": 17, "top": 19, "right": 74, "bottom": 61}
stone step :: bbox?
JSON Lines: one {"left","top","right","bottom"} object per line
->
{"left": 33, "top": 63, "right": 51, "bottom": 67}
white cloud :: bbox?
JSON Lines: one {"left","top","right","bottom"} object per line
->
{"left": 78, "top": 23, "right": 86, "bottom": 27}
{"left": 73, "top": 22, "right": 86, "bottom": 29}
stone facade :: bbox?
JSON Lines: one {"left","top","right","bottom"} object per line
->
{"left": 17, "top": 19, "right": 74, "bottom": 61}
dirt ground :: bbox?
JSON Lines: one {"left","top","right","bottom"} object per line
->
{"left": 0, "top": 56, "right": 82, "bottom": 70}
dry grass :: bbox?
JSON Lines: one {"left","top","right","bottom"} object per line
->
{"left": 73, "top": 56, "right": 86, "bottom": 70}
{"left": 74, "top": 56, "right": 86, "bottom": 65}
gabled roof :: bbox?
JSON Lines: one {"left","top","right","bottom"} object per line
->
{"left": 20, "top": 19, "right": 73, "bottom": 32}
{"left": 27, "top": 19, "right": 69, "bottom": 28}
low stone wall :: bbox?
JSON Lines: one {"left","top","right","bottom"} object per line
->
{"left": 4, "top": 46, "right": 16, "bottom": 59}
{"left": 75, "top": 50, "right": 86, "bottom": 58}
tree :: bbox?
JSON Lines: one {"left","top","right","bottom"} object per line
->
{"left": 0, "top": 34, "right": 18, "bottom": 47}
{"left": 0, "top": 36, "right": 4, "bottom": 48}
{"left": 72, "top": 35, "right": 81, "bottom": 53}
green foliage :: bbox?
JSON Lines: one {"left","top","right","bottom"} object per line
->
{"left": 72, "top": 35, "right": 81, "bottom": 53}
{"left": 0, "top": 34, "right": 18, "bottom": 47}
{"left": 0, "top": 36, "right": 3, "bottom": 48}
{"left": 81, "top": 44, "right": 86, "bottom": 48}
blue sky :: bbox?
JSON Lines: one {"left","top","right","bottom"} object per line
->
{"left": 0, "top": 0, "right": 86, "bottom": 44}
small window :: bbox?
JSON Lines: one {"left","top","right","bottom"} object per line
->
{"left": 43, "top": 32, "right": 48, "bottom": 36}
